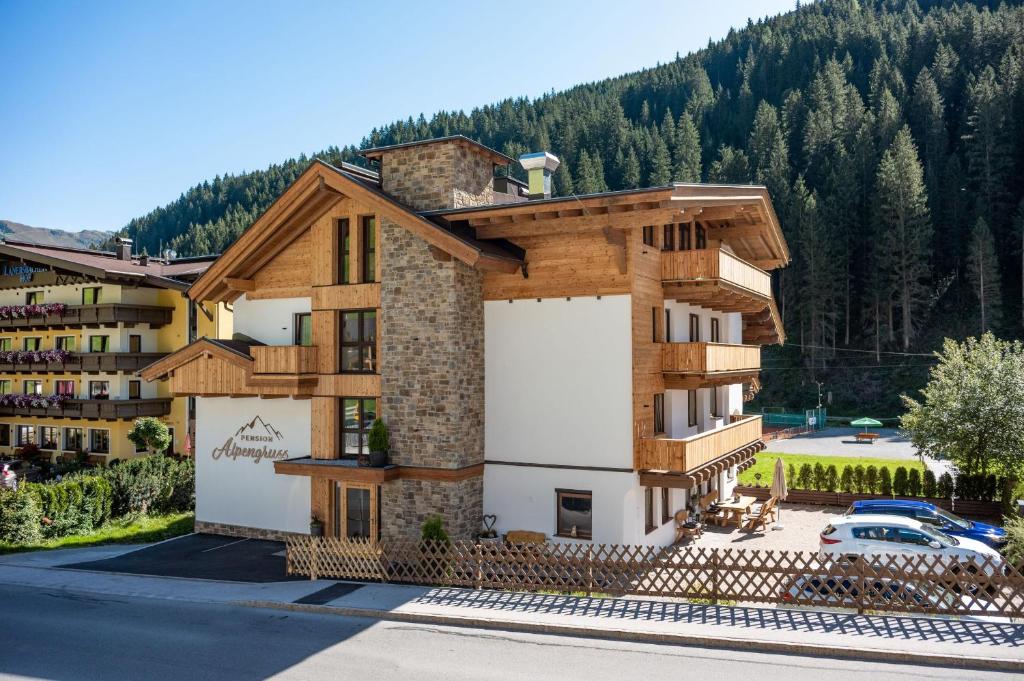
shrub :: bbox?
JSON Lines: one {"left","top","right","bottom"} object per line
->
{"left": 127, "top": 417, "right": 172, "bottom": 455}
{"left": 893, "top": 467, "right": 909, "bottom": 496}
{"left": 0, "top": 488, "right": 42, "bottom": 544}
{"left": 368, "top": 419, "right": 389, "bottom": 453}
{"left": 24, "top": 475, "right": 113, "bottom": 539}
{"left": 787, "top": 463, "right": 797, "bottom": 488}
{"left": 797, "top": 463, "right": 813, "bottom": 490}
{"left": 878, "top": 467, "right": 893, "bottom": 496}
{"left": 102, "top": 455, "right": 194, "bottom": 517}
{"left": 907, "top": 469, "right": 922, "bottom": 497}
{"left": 1005, "top": 516, "right": 1024, "bottom": 564}
{"left": 983, "top": 475, "right": 998, "bottom": 502}
{"left": 864, "top": 465, "right": 878, "bottom": 494}
{"left": 421, "top": 515, "right": 449, "bottom": 544}
{"left": 17, "top": 442, "right": 42, "bottom": 463}
{"left": 813, "top": 462, "right": 826, "bottom": 490}
{"left": 824, "top": 465, "right": 839, "bottom": 492}
{"left": 840, "top": 465, "right": 854, "bottom": 493}
{"left": 936, "top": 472, "right": 954, "bottom": 498}
{"left": 922, "top": 470, "right": 937, "bottom": 498}
{"left": 852, "top": 465, "right": 866, "bottom": 494}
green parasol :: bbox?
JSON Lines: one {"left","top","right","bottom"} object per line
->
{"left": 850, "top": 417, "right": 882, "bottom": 432}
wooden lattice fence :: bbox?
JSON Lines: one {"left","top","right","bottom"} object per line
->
{"left": 285, "top": 536, "right": 1024, "bottom": 618}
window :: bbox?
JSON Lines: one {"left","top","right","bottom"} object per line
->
{"left": 55, "top": 336, "right": 76, "bottom": 351}
{"left": 710, "top": 318, "right": 720, "bottom": 343}
{"left": 64, "top": 427, "right": 83, "bottom": 451}
{"left": 341, "top": 398, "right": 377, "bottom": 459}
{"left": 340, "top": 310, "right": 376, "bottom": 373}
{"left": 696, "top": 225, "right": 707, "bottom": 249}
{"left": 0, "top": 425, "right": 9, "bottom": 447}
{"left": 664, "top": 309, "right": 671, "bottom": 343}
{"left": 687, "top": 390, "right": 698, "bottom": 427}
{"left": 337, "top": 218, "right": 351, "bottom": 284}
{"left": 82, "top": 287, "right": 102, "bottom": 305}
{"left": 897, "top": 529, "right": 935, "bottom": 546}
{"left": 25, "top": 291, "right": 43, "bottom": 304}
{"left": 39, "top": 427, "right": 59, "bottom": 450}
{"left": 129, "top": 334, "right": 141, "bottom": 353}
{"left": 556, "top": 489, "right": 592, "bottom": 540}
{"left": 128, "top": 380, "right": 141, "bottom": 400}
{"left": 0, "top": 338, "right": 11, "bottom": 351}
{"left": 689, "top": 314, "right": 700, "bottom": 342}
{"left": 23, "top": 337, "right": 41, "bottom": 351}
{"left": 361, "top": 216, "right": 377, "bottom": 283}
{"left": 645, "top": 487, "right": 655, "bottom": 534}
{"left": 0, "top": 380, "right": 11, "bottom": 395}
{"left": 294, "top": 313, "right": 312, "bottom": 347}
{"left": 332, "top": 482, "right": 380, "bottom": 541}
{"left": 17, "top": 425, "right": 36, "bottom": 446}
{"left": 89, "top": 429, "right": 110, "bottom": 454}
{"left": 678, "top": 223, "right": 692, "bottom": 250}
{"left": 55, "top": 380, "right": 75, "bottom": 396}
{"left": 89, "top": 336, "right": 110, "bottom": 352}
{"left": 89, "top": 381, "right": 110, "bottom": 399}
{"left": 641, "top": 225, "right": 655, "bottom": 247}
{"left": 661, "top": 224, "right": 674, "bottom": 251}
{"left": 653, "top": 393, "right": 665, "bottom": 434}
{"left": 651, "top": 307, "right": 658, "bottom": 343}
{"left": 711, "top": 387, "right": 722, "bottom": 418}
{"left": 661, "top": 487, "right": 671, "bottom": 524}
{"left": 23, "top": 380, "right": 43, "bottom": 395}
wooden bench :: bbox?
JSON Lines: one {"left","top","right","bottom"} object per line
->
{"left": 855, "top": 432, "right": 880, "bottom": 443}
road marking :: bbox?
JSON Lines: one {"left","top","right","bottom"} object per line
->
{"left": 201, "top": 538, "right": 249, "bottom": 553}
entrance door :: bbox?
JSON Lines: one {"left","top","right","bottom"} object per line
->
{"left": 129, "top": 334, "right": 142, "bottom": 353}
{"left": 332, "top": 482, "right": 380, "bottom": 540}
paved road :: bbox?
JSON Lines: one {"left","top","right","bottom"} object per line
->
{"left": 766, "top": 427, "right": 954, "bottom": 477}
{"left": 0, "top": 585, "right": 1015, "bottom": 680}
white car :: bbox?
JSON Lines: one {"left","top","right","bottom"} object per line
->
{"left": 0, "top": 463, "right": 17, "bottom": 490}
{"left": 819, "top": 514, "right": 1003, "bottom": 574}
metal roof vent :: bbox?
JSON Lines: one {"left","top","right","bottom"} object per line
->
{"left": 518, "top": 151, "right": 560, "bottom": 200}
{"left": 115, "top": 237, "right": 133, "bottom": 261}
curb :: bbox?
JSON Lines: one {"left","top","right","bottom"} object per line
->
{"left": 237, "top": 599, "right": 1024, "bottom": 673}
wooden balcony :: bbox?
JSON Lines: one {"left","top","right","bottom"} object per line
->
{"left": 0, "top": 304, "right": 173, "bottom": 331}
{"left": 0, "top": 353, "right": 168, "bottom": 374}
{"left": 662, "top": 248, "right": 771, "bottom": 312}
{"left": 635, "top": 415, "right": 762, "bottom": 474}
{"left": 249, "top": 345, "right": 319, "bottom": 391}
{"left": 662, "top": 342, "right": 760, "bottom": 389}
{"left": 0, "top": 397, "right": 172, "bottom": 420}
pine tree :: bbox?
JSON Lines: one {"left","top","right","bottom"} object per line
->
{"left": 708, "top": 146, "right": 749, "bottom": 184}
{"left": 648, "top": 133, "right": 673, "bottom": 186}
{"left": 747, "top": 102, "right": 790, "bottom": 202}
{"left": 966, "top": 217, "right": 1003, "bottom": 334}
{"left": 622, "top": 146, "right": 641, "bottom": 188}
{"left": 909, "top": 69, "right": 947, "bottom": 222}
{"left": 574, "top": 149, "right": 599, "bottom": 194}
{"left": 790, "top": 177, "right": 837, "bottom": 369}
{"left": 873, "top": 126, "right": 933, "bottom": 350}
{"left": 963, "top": 67, "right": 1013, "bottom": 232}
{"left": 673, "top": 114, "right": 702, "bottom": 182}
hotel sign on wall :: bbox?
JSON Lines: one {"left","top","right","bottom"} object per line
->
{"left": 211, "top": 415, "right": 290, "bottom": 463}
{"left": 1, "top": 263, "right": 47, "bottom": 283}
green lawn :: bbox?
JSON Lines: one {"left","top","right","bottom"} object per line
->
{"left": 739, "top": 452, "right": 927, "bottom": 487}
{"left": 0, "top": 512, "right": 194, "bottom": 555}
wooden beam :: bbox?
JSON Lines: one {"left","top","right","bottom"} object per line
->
{"left": 473, "top": 207, "right": 682, "bottom": 239}
{"left": 603, "top": 226, "right": 628, "bottom": 275}
{"left": 224, "top": 277, "right": 255, "bottom": 292}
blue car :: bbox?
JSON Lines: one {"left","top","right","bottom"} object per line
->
{"left": 845, "top": 499, "right": 1007, "bottom": 549}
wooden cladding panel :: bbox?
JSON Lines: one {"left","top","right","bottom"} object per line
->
{"left": 630, "top": 224, "right": 665, "bottom": 445}
{"left": 636, "top": 415, "right": 762, "bottom": 473}
{"left": 315, "top": 373, "right": 380, "bottom": 398}
{"left": 311, "top": 211, "right": 337, "bottom": 287}
{"left": 169, "top": 355, "right": 254, "bottom": 395}
{"left": 252, "top": 345, "right": 318, "bottom": 374}
{"left": 311, "top": 396, "right": 338, "bottom": 460}
{"left": 251, "top": 230, "right": 313, "bottom": 298}
{"left": 483, "top": 232, "right": 630, "bottom": 300}
{"left": 312, "top": 284, "right": 381, "bottom": 310}
{"left": 311, "top": 478, "right": 331, "bottom": 533}
{"left": 662, "top": 342, "right": 761, "bottom": 374}
{"left": 312, "top": 311, "right": 338, "bottom": 374}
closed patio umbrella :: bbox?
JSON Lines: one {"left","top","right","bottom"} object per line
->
{"left": 850, "top": 417, "right": 882, "bottom": 433}
{"left": 770, "top": 457, "right": 788, "bottom": 531}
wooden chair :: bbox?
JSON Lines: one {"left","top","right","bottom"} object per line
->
{"left": 699, "top": 489, "right": 724, "bottom": 526}
{"left": 742, "top": 497, "right": 777, "bottom": 532}
{"left": 674, "top": 510, "right": 702, "bottom": 543}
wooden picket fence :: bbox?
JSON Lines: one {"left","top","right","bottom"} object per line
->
{"left": 286, "top": 536, "right": 1024, "bottom": 618}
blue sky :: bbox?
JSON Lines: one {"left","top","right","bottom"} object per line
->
{"left": 0, "top": 0, "right": 795, "bottom": 232}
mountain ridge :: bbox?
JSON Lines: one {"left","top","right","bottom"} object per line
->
{"left": 0, "top": 219, "right": 112, "bottom": 250}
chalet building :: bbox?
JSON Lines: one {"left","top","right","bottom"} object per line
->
{"left": 141, "top": 135, "right": 788, "bottom": 545}
{"left": 0, "top": 239, "right": 229, "bottom": 462}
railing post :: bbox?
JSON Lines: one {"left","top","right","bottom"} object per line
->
{"left": 711, "top": 552, "right": 720, "bottom": 605}
{"left": 586, "top": 545, "right": 594, "bottom": 597}
{"left": 310, "top": 537, "right": 319, "bottom": 581}
{"left": 474, "top": 541, "right": 482, "bottom": 590}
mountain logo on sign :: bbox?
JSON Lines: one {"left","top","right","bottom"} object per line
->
{"left": 234, "top": 415, "right": 284, "bottom": 441}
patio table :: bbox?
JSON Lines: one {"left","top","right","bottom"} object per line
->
{"left": 715, "top": 495, "right": 757, "bottom": 528}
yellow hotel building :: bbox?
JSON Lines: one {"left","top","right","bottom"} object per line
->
{"left": 0, "top": 238, "right": 229, "bottom": 462}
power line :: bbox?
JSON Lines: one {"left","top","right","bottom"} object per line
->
{"left": 759, "top": 363, "right": 937, "bottom": 371}
{"left": 777, "top": 342, "right": 937, "bottom": 357}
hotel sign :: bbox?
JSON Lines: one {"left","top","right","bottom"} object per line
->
{"left": 211, "top": 415, "right": 290, "bottom": 464}
{"left": 1, "top": 263, "right": 46, "bottom": 283}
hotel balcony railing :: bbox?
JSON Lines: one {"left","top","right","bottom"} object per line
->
{"left": 250, "top": 345, "right": 318, "bottom": 375}
{"left": 0, "top": 352, "right": 168, "bottom": 374}
{"left": 661, "top": 248, "right": 772, "bottom": 300}
{"left": 635, "top": 415, "right": 762, "bottom": 473}
{"left": 0, "top": 397, "right": 172, "bottom": 420}
{"left": 661, "top": 342, "right": 761, "bottom": 375}
{"left": 0, "top": 304, "right": 173, "bottom": 331}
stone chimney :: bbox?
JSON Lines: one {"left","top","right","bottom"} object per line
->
{"left": 363, "top": 136, "right": 509, "bottom": 211}
{"left": 115, "top": 237, "right": 133, "bottom": 261}
{"left": 518, "top": 151, "right": 560, "bottom": 199}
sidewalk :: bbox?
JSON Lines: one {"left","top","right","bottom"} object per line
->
{"left": 2, "top": 543, "right": 1022, "bottom": 671}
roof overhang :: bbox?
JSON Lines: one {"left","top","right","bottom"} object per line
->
{"left": 139, "top": 337, "right": 253, "bottom": 382}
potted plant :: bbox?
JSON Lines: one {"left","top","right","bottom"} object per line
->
{"left": 367, "top": 418, "right": 389, "bottom": 467}
{"left": 309, "top": 516, "right": 324, "bottom": 537}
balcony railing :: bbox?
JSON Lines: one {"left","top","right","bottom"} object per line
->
{"left": 662, "top": 342, "right": 761, "bottom": 375}
{"left": 661, "top": 248, "right": 772, "bottom": 299}
{"left": 251, "top": 345, "right": 318, "bottom": 375}
{"left": 0, "top": 352, "right": 168, "bottom": 374}
{"left": 636, "top": 415, "right": 762, "bottom": 473}
{"left": 0, "top": 304, "right": 173, "bottom": 330}
{"left": 0, "top": 397, "right": 172, "bottom": 420}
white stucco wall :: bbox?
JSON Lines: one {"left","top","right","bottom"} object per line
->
{"left": 231, "top": 294, "right": 311, "bottom": 345}
{"left": 194, "top": 396, "right": 311, "bottom": 534}
{"left": 484, "top": 295, "right": 633, "bottom": 468}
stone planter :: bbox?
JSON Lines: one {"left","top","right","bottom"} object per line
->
{"left": 309, "top": 521, "right": 324, "bottom": 537}
{"left": 369, "top": 450, "right": 388, "bottom": 467}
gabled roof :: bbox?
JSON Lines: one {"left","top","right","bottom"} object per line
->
{"left": 361, "top": 135, "right": 512, "bottom": 167}
{"left": 139, "top": 337, "right": 256, "bottom": 381}
{"left": 0, "top": 240, "right": 218, "bottom": 290}
{"left": 188, "top": 159, "right": 524, "bottom": 304}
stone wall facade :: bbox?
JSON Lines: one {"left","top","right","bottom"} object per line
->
{"left": 380, "top": 477, "right": 483, "bottom": 541}
{"left": 378, "top": 140, "right": 495, "bottom": 211}
{"left": 195, "top": 519, "right": 302, "bottom": 541}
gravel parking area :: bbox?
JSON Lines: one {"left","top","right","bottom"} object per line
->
{"left": 691, "top": 503, "right": 846, "bottom": 553}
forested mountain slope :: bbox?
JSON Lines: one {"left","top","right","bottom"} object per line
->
{"left": 112, "top": 0, "right": 1024, "bottom": 414}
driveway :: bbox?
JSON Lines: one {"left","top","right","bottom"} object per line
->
{"left": 693, "top": 503, "right": 843, "bottom": 553}
{"left": 767, "top": 427, "right": 953, "bottom": 477}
